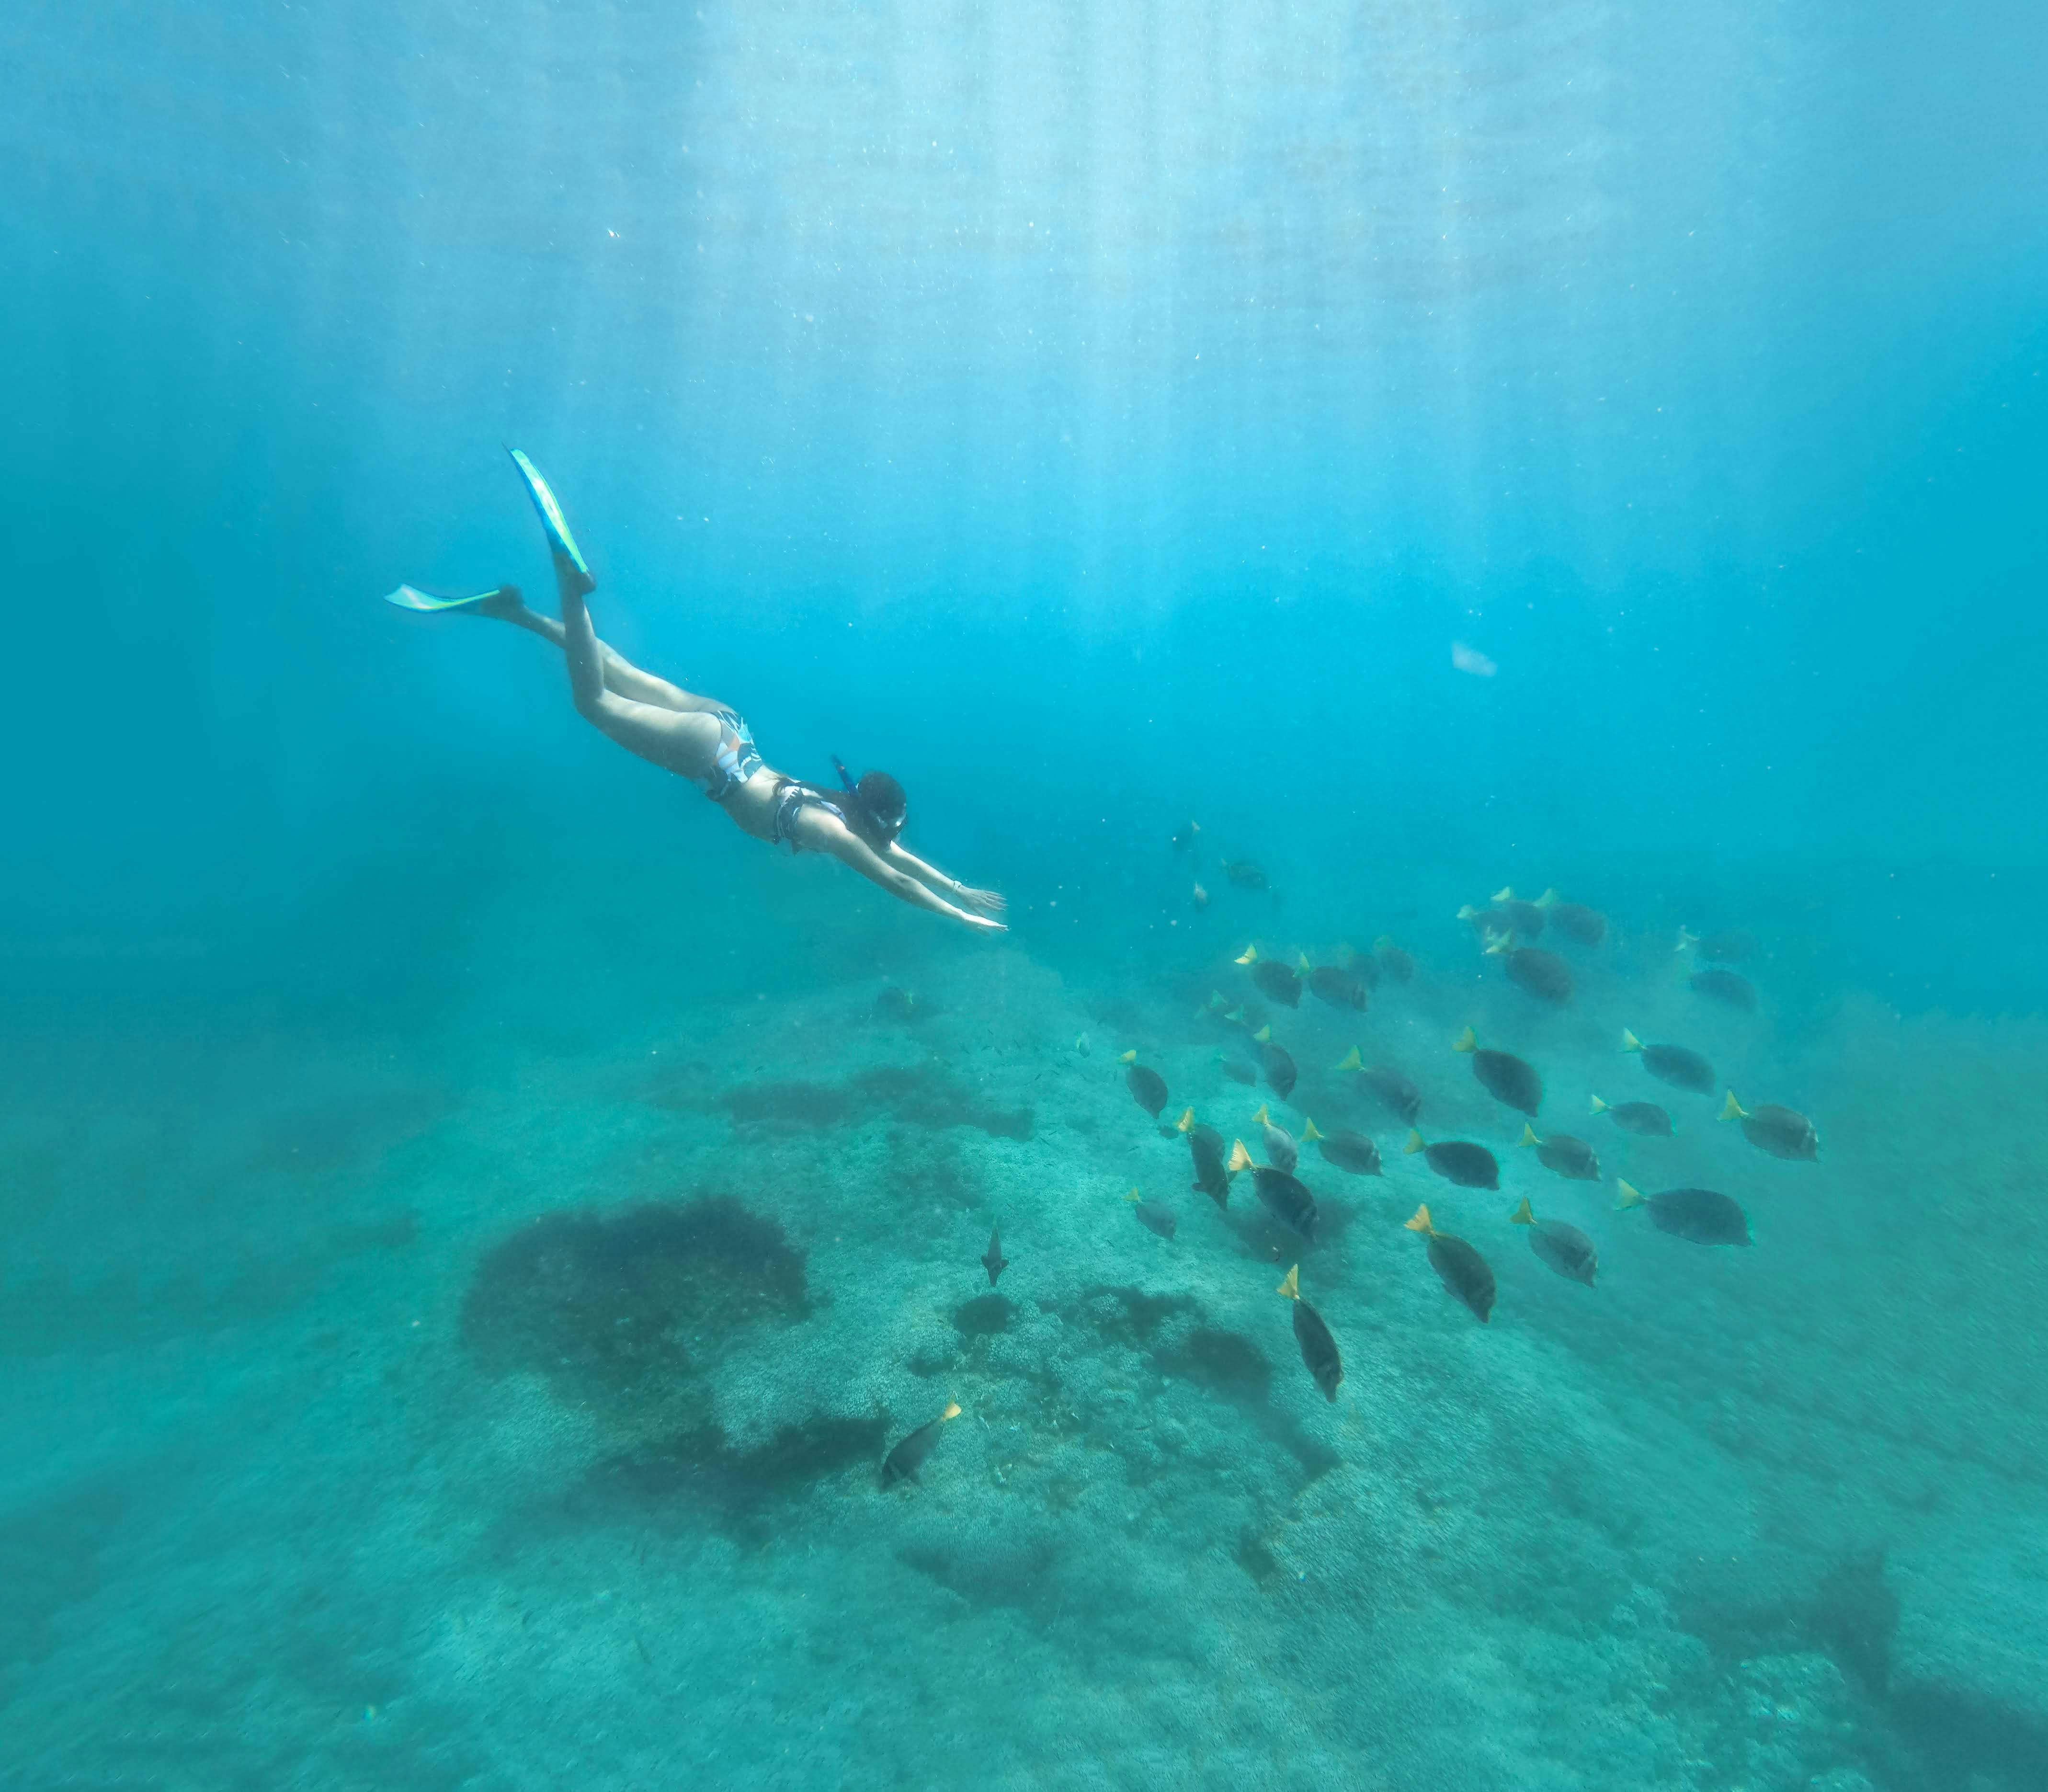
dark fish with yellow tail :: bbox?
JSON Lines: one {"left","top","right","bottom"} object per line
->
{"left": 1404, "top": 1130, "right": 1499, "bottom": 1190}
{"left": 1181, "top": 1111, "right": 1233, "bottom": 1206}
{"left": 1622, "top": 1029, "right": 1715, "bottom": 1095}
{"left": 1616, "top": 1180, "right": 1751, "bottom": 1246}
{"left": 980, "top": 1225, "right": 1009, "bottom": 1286}
{"left": 1251, "top": 1102, "right": 1298, "bottom": 1173}
{"left": 875, "top": 986, "right": 919, "bottom": 1020}
{"left": 1536, "top": 890, "right": 1608, "bottom": 947}
{"left": 1374, "top": 936, "right": 1415, "bottom": 983}
{"left": 1589, "top": 1092, "right": 1674, "bottom": 1136}
{"left": 1337, "top": 1048, "right": 1422, "bottom": 1124}
{"left": 883, "top": 1402, "right": 962, "bottom": 1484}
{"left": 1236, "top": 945, "right": 1302, "bottom": 1008}
{"left": 1315, "top": 1124, "right": 1382, "bottom": 1176}
{"left": 1121, "top": 1050, "right": 1169, "bottom": 1118}
{"left": 1126, "top": 1188, "right": 1177, "bottom": 1239}
{"left": 1308, "top": 963, "right": 1369, "bottom": 1012}
{"left": 1501, "top": 943, "right": 1574, "bottom": 1005}
{"left": 1517, "top": 1123, "right": 1601, "bottom": 1181}
{"left": 1258, "top": 1032, "right": 1298, "bottom": 1100}
{"left": 1275, "top": 1264, "right": 1343, "bottom": 1400}
{"left": 1458, "top": 902, "right": 1517, "bottom": 944}
{"left": 1230, "top": 1140, "right": 1318, "bottom": 1240}
{"left": 1453, "top": 1025, "right": 1544, "bottom": 1117}
{"left": 1510, "top": 1197, "right": 1598, "bottom": 1287}
{"left": 1405, "top": 1204, "right": 1496, "bottom": 1322}
{"left": 1691, "top": 967, "right": 1759, "bottom": 1012}
{"left": 1217, "top": 1055, "right": 1258, "bottom": 1087}
{"left": 1720, "top": 1092, "right": 1818, "bottom": 1162}
{"left": 1488, "top": 887, "right": 1547, "bottom": 938}
{"left": 1221, "top": 859, "right": 1269, "bottom": 890}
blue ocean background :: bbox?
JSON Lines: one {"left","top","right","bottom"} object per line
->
{"left": 4, "top": 4, "right": 2047, "bottom": 1788}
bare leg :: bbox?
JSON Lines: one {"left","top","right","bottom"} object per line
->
{"left": 478, "top": 586, "right": 723, "bottom": 714}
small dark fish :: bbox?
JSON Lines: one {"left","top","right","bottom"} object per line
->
{"left": 1373, "top": 936, "right": 1415, "bottom": 983}
{"left": 1405, "top": 1205, "right": 1495, "bottom": 1322}
{"left": 1183, "top": 1116, "right": 1232, "bottom": 1206}
{"left": 882, "top": 1402, "right": 962, "bottom": 1484}
{"left": 1222, "top": 859, "right": 1268, "bottom": 891}
{"left": 1260, "top": 1037, "right": 1298, "bottom": 1101}
{"left": 1494, "top": 894, "right": 1547, "bottom": 938}
{"left": 874, "top": 986, "right": 919, "bottom": 1020}
{"left": 1539, "top": 894, "right": 1608, "bottom": 947}
{"left": 980, "top": 1225, "right": 1009, "bottom": 1286}
{"left": 1127, "top": 1191, "right": 1177, "bottom": 1239}
{"left": 1250, "top": 959, "right": 1303, "bottom": 1008}
{"left": 1453, "top": 1027, "right": 1543, "bottom": 1117}
{"left": 1218, "top": 1057, "right": 1258, "bottom": 1087}
{"left": 1339, "top": 1050, "right": 1422, "bottom": 1124}
{"left": 1502, "top": 946, "right": 1573, "bottom": 1006}
{"left": 1275, "top": 1264, "right": 1343, "bottom": 1400}
{"left": 1590, "top": 1094, "right": 1674, "bottom": 1137}
{"left": 1348, "top": 949, "right": 1383, "bottom": 991}
{"left": 1623, "top": 1030, "right": 1715, "bottom": 1095}
{"left": 1721, "top": 1093, "right": 1818, "bottom": 1162}
{"left": 1458, "top": 903, "right": 1517, "bottom": 942}
{"left": 1308, "top": 964, "right": 1369, "bottom": 1012}
{"left": 1171, "top": 821, "right": 1201, "bottom": 853}
{"left": 1231, "top": 1142, "right": 1317, "bottom": 1240}
{"left": 1404, "top": 1130, "right": 1499, "bottom": 1190}
{"left": 1122, "top": 1053, "right": 1169, "bottom": 1117}
{"left": 1510, "top": 1198, "right": 1597, "bottom": 1286}
{"left": 1690, "top": 927, "right": 1754, "bottom": 963}
{"left": 1691, "top": 968, "right": 1758, "bottom": 1012}
{"left": 1517, "top": 1124, "right": 1600, "bottom": 1181}
{"left": 1618, "top": 1181, "right": 1751, "bottom": 1246}
{"left": 1315, "top": 1126, "right": 1381, "bottom": 1176}
{"left": 1252, "top": 1104, "right": 1297, "bottom": 1173}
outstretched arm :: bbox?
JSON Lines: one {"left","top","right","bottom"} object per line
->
{"left": 882, "top": 841, "right": 1006, "bottom": 915}
{"left": 791, "top": 809, "right": 1005, "bottom": 930}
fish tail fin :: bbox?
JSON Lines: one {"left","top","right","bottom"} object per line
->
{"left": 1175, "top": 1107, "right": 1196, "bottom": 1133}
{"left": 1589, "top": 1093, "right": 1609, "bottom": 1114}
{"left": 1302, "top": 1118, "right": 1324, "bottom": 1141}
{"left": 1491, "top": 886, "right": 1514, "bottom": 902}
{"left": 1253, "top": 1025, "right": 1272, "bottom": 1043}
{"left": 1456, "top": 905, "right": 1478, "bottom": 921}
{"left": 1621, "top": 1028, "right": 1643, "bottom": 1052}
{"left": 1675, "top": 927, "right": 1699, "bottom": 952}
{"left": 1373, "top": 935, "right": 1396, "bottom": 952}
{"left": 1616, "top": 1179, "right": 1645, "bottom": 1210}
{"left": 1228, "top": 1140, "right": 1254, "bottom": 1173}
{"left": 1510, "top": 1198, "right": 1535, "bottom": 1226}
{"left": 1518, "top": 1123, "right": 1540, "bottom": 1147}
{"left": 1483, "top": 931, "right": 1513, "bottom": 956}
{"left": 941, "top": 1402, "right": 962, "bottom": 1422}
{"left": 1125, "top": 1187, "right": 1142, "bottom": 1204}
{"left": 1119, "top": 1049, "right": 1138, "bottom": 1063}
{"left": 1453, "top": 1026, "right": 1477, "bottom": 1052}
{"left": 1252, "top": 1103, "right": 1270, "bottom": 1125}
{"left": 1536, "top": 888, "right": 1559, "bottom": 907}
{"left": 1275, "top": 1265, "right": 1300, "bottom": 1300}
{"left": 1224, "top": 1008, "right": 1244, "bottom": 1024}
{"left": 1404, "top": 1204, "right": 1434, "bottom": 1234}
{"left": 1235, "top": 945, "right": 1258, "bottom": 965}
{"left": 1403, "top": 1129, "right": 1427, "bottom": 1156}
{"left": 1336, "top": 1046, "right": 1363, "bottom": 1072}
{"left": 1297, "top": 952, "right": 1313, "bottom": 973}
{"left": 1719, "top": 1091, "right": 1748, "bottom": 1121}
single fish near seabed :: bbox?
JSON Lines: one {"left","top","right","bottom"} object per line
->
{"left": 1616, "top": 1179, "right": 1752, "bottom": 1246}
{"left": 1221, "top": 859, "right": 1269, "bottom": 891}
{"left": 1261, "top": 1039, "right": 1298, "bottom": 1100}
{"left": 1231, "top": 1140, "right": 1318, "bottom": 1240}
{"left": 1316, "top": 1125, "right": 1382, "bottom": 1176}
{"left": 1405, "top": 1204, "right": 1496, "bottom": 1322}
{"left": 1503, "top": 945, "right": 1574, "bottom": 1006}
{"left": 1275, "top": 1264, "right": 1343, "bottom": 1400}
{"left": 1589, "top": 1093, "right": 1675, "bottom": 1136}
{"left": 1337, "top": 1047, "right": 1423, "bottom": 1124}
{"left": 1622, "top": 1029, "right": 1716, "bottom": 1095}
{"left": 1536, "top": 890, "right": 1608, "bottom": 947}
{"left": 1404, "top": 1129, "right": 1500, "bottom": 1190}
{"left": 1252, "top": 1102, "right": 1298, "bottom": 1173}
{"left": 1517, "top": 1123, "right": 1601, "bottom": 1181}
{"left": 1217, "top": 1054, "right": 1258, "bottom": 1086}
{"left": 1308, "top": 963, "right": 1370, "bottom": 1011}
{"left": 1488, "top": 888, "right": 1547, "bottom": 938}
{"left": 883, "top": 1402, "right": 962, "bottom": 1484}
{"left": 1510, "top": 1197, "right": 1598, "bottom": 1287}
{"left": 980, "top": 1225, "right": 1009, "bottom": 1286}
{"left": 1373, "top": 936, "right": 1415, "bottom": 983}
{"left": 1690, "top": 967, "right": 1759, "bottom": 1012}
{"left": 1720, "top": 1092, "right": 1819, "bottom": 1161}
{"left": 1120, "top": 1050, "right": 1170, "bottom": 1118}
{"left": 1126, "top": 1188, "right": 1177, "bottom": 1239}
{"left": 1234, "top": 947, "right": 1301, "bottom": 1007}
{"left": 1184, "top": 1116, "right": 1233, "bottom": 1206}
{"left": 1453, "top": 1025, "right": 1544, "bottom": 1117}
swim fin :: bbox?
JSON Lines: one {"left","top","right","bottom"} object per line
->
{"left": 383, "top": 583, "right": 506, "bottom": 612}
{"left": 507, "top": 447, "right": 594, "bottom": 594}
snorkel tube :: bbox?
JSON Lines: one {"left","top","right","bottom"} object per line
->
{"left": 831, "top": 754, "right": 858, "bottom": 794}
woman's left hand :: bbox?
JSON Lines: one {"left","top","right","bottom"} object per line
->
{"left": 956, "top": 885, "right": 1007, "bottom": 914}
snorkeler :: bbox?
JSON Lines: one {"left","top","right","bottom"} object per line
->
{"left": 385, "top": 451, "right": 1006, "bottom": 930}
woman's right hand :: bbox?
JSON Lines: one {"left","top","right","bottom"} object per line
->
{"left": 956, "top": 884, "right": 1007, "bottom": 914}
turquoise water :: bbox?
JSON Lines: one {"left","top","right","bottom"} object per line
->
{"left": 5, "top": 4, "right": 2048, "bottom": 1787}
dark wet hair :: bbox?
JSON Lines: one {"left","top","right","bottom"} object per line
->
{"left": 829, "top": 756, "right": 906, "bottom": 846}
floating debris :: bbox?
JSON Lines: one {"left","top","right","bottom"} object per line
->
{"left": 980, "top": 1225, "right": 1009, "bottom": 1286}
{"left": 1720, "top": 1092, "right": 1819, "bottom": 1161}
{"left": 1276, "top": 1264, "right": 1343, "bottom": 1400}
{"left": 1404, "top": 1130, "right": 1500, "bottom": 1189}
{"left": 1589, "top": 1093, "right": 1674, "bottom": 1136}
{"left": 1510, "top": 1197, "right": 1598, "bottom": 1286}
{"left": 1516, "top": 1123, "right": 1601, "bottom": 1181}
{"left": 1622, "top": 1029, "right": 1715, "bottom": 1095}
{"left": 1405, "top": 1204, "right": 1496, "bottom": 1322}
{"left": 883, "top": 1402, "right": 962, "bottom": 1484}
{"left": 1453, "top": 1025, "right": 1544, "bottom": 1117}
{"left": 1127, "top": 1189, "right": 1177, "bottom": 1240}
{"left": 1616, "top": 1180, "right": 1752, "bottom": 1246}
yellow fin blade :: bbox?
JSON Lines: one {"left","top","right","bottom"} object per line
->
{"left": 1119, "top": 1048, "right": 1138, "bottom": 1063}
{"left": 1275, "top": 1265, "right": 1300, "bottom": 1300}
{"left": 1510, "top": 1198, "right": 1535, "bottom": 1225}
{"left": 1125, "top": 1188, "right": 1141, "bottom": 1203}
{"left": 1252, "top": 1103, "right": 1270, "bottom": 1125}
{"left": 1518, "top": 1123, "right": 1539, "bottom": 1147}
{"left": 1536, "top": 889, "right": 1560, "bottom": 907}
{"left": 1302, "top": 1118, "right": 1323, "bottom": 1141}
{"left": 1297, "top": 952, "right": 1313, "bottom": 973}
{"left": 1403, "top": 1129, "right": 1427, "bottom": 1155}
{"left": 1719, "top": 1091, "right": 1747, "bottom": 1121}
{"left": 1589, "top": 1094, "right": 1609, "bottom": 1114}
{"left": 1621, "top": 1028, "right": 1643, "bottom": 1052}
{"left": 1492, "top": 886, "right": 1514, "bottom": 902}
{"left": 1228, "top": 1140, "right": 1254, "bottom": 1173}
{"left": 1405, "top": 1204, "right": 1434, "bottom": 1234}
{"left": 1336, "top": 1046, "right": 1363, "bottom": 1072}
{"left": 1453, "top": 1026, "right": 1477, "bottom": 1052}
{"left": 1616, "top": 1179, "right": 1644, "bottom": 1209}
{"left": 1253, "top": 1025, "right": 1272, "bottom": 1043}
{"left": 1235, "top": 945, "right": 1258, "bottom": 965}
{"left": 941, "top": 1402, "right": 962, "bottom": 1421}
{"left": 1175, "top": 1107, "right": 1195, "bottom": 1132}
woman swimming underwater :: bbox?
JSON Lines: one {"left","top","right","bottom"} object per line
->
{"left": 386, "top": 451, "right": 1006, "bottom": 930}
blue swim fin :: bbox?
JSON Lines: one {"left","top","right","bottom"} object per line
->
{"left": 383, "top": 583, "right": 505, "bottom": 612}
{"left": 507, "top": 447, "right": 594, "bottom": 594}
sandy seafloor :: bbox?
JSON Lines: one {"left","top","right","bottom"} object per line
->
{"left": 4, "top": 866, "right": 2046, "bottom": 1792}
